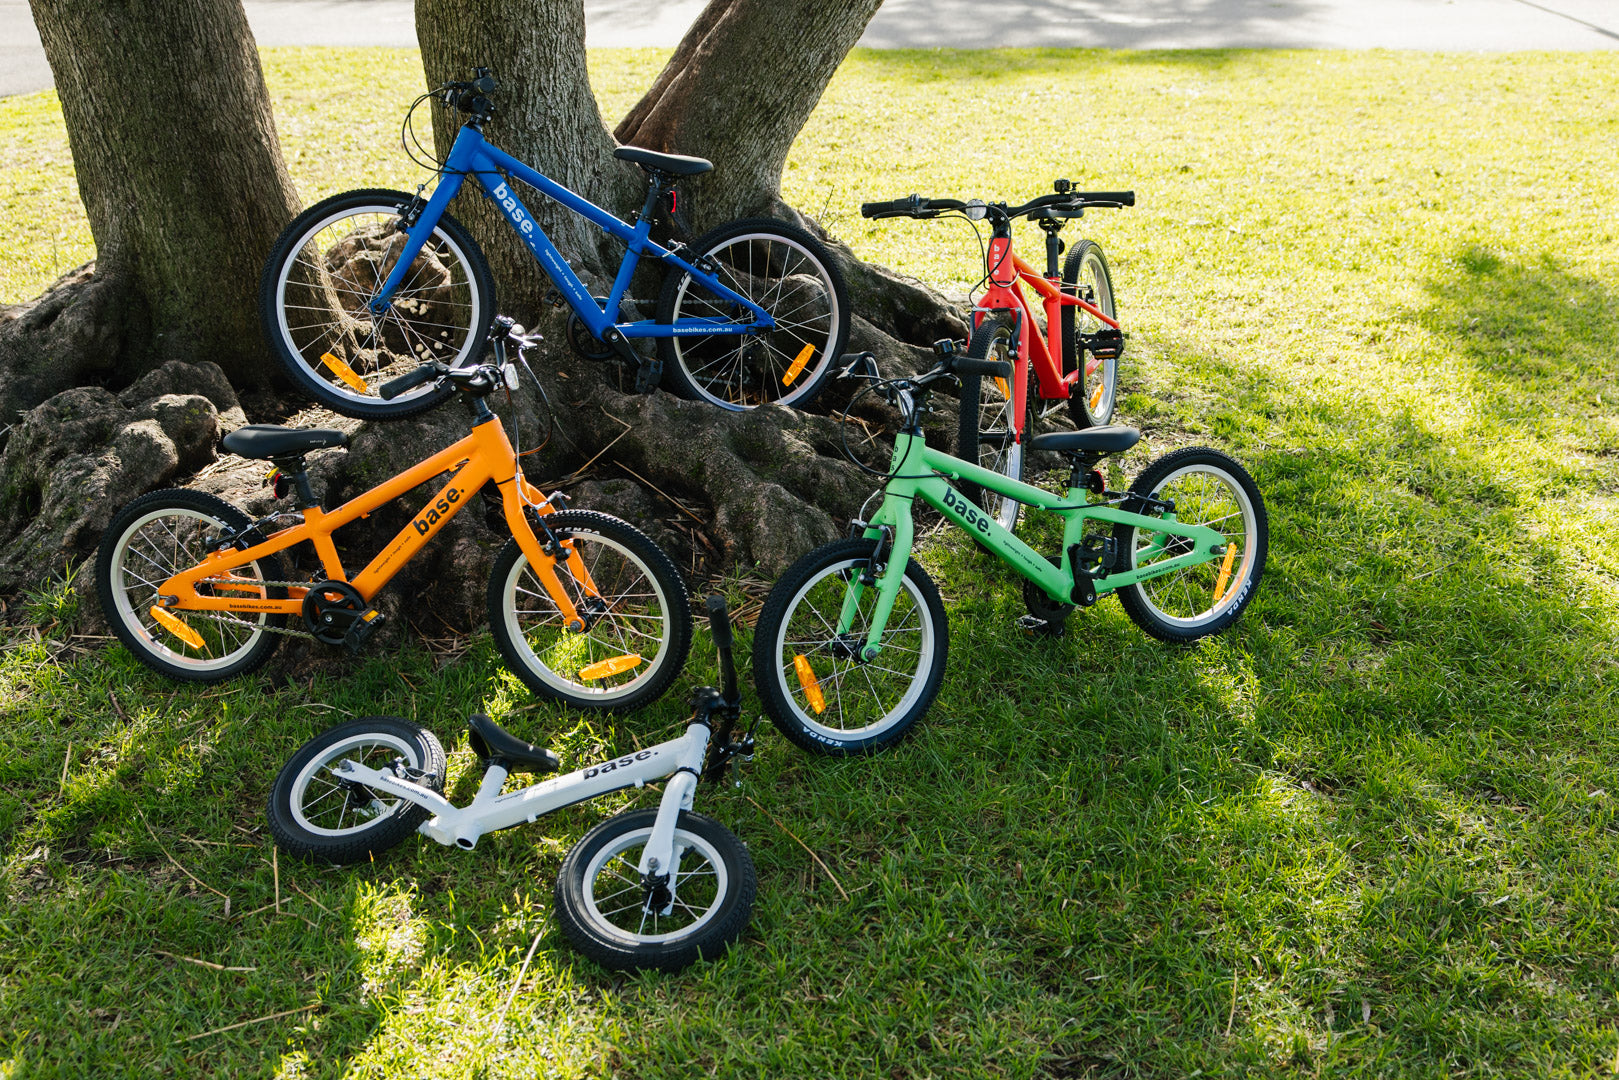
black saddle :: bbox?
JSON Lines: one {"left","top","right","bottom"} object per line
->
{"left": 614, "top": 145, "right": 714, "bottom": 177}
{"left": 1029, "top": 425, "right": 1140, "bottom": 456}
{"left": 221, "top": 424, "right": 349, "bottom": 460}
{"left": 466, "top": 713, "right": 560, "bottom": 773}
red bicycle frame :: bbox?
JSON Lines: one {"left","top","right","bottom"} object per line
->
{"left": 972, "top": 235, "right": 1120, "bottom": 434}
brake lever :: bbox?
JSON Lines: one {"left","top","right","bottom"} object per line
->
{"left": 835, "top": 351, "right": 879, "bottom": 381}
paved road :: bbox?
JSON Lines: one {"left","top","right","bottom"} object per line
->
{"left": 3, "top": 0, "right": 1615, "bottom": 97}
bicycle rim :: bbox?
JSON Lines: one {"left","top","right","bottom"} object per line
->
{"left": 1126, "top": 464, "right": 1259, "bottom": 629}
{"left": 581, "top": 826, "right": 729, "bottom": 945}
{"left": 108, "top": 507, "right": 270, "bottom": 673}
{"left": 668, "top": 231, "right": 841, "bottom": 409}
{"left": 288, "top": 732, "right": 421, "bottom": 838}
{"left": 498, "top": 534, "right": 676, "bottom": 703}
{"left": 272, "top": 203, "right": 485, "bottom": 408}
{"left": 772, "top": 558, "right": 938, "bottom": 742}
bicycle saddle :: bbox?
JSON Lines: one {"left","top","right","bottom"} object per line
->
{"left": 465, "top": 713, "right": 561, "bottom": 773}
{"left": 221, "top": 425, "right": 350, "bottom": 460}
{"left": 1028, "top": 425, "right": 1140, "bottom": 455}
{"left": 614, "top": 146, "right": 714, "bottom": 177}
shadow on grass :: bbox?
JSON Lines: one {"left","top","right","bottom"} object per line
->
{"left": 7, "top": 291, "right": 1619, "bottom": 1072}
{"left": 0, "top": 640, "right": 644, "bottom": 1075}
{"left": 1408, "top": 243, "right": 1619, "bottom": 444}
{"left": 848, "top": 44, "right": 1286, "bottom": 83}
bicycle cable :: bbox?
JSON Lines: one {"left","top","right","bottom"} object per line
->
{"left": 837, "top": 375, "right": 955, "bottom": 484}
{"left": 400, "top": 91, "right": 446, "bottom": 173}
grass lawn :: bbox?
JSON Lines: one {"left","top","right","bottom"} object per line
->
{"left": 4, "top": 45, "right": 1619, "bottom": 1078}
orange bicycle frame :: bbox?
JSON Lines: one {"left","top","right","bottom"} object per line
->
{"left": 156, "top": 415, "right": 588, "bottom": 624}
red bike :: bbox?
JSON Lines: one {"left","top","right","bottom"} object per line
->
{"left": 861, "top": 182, "right": 1133, "bottom": 530}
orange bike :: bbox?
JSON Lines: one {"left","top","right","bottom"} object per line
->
{"left": 94, "top": 322, "right": 691, "bottom": 711}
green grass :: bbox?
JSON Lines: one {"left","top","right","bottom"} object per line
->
{"left": 4, "top": 46, "right": 1619, "bottom": 1078}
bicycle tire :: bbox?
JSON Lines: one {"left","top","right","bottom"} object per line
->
{"left": 555, "top": 808, "right": 755, "bottom": 972}
{"left": 655, "top": 218, "right": 849, "bottom": 411}
{"left": 96, "top": 489, "right": 286, "bottom": 681}
{"left": 1111, "top": 447, "right": 1267, "bottom": 642}
{"left": 1059, "top": 239, "right": 1118, "bottom": 429}
{"left": 267, "top": 717, "right": 445, "bottom": 864}
{"left": 752, "top": 537, "right": 948, "bottom": 756}
{"left": 487, "top": 510, "right": 692, "bottom": 711}
{"left": 259, "top": 188, "right": 496, "bottom": 420}
{"left": 955, "top": 317, "right": 1028, "bottom": 533}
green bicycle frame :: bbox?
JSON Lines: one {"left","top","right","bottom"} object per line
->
{"left": 843, "top": 430, "right": 1228, "bottom": 657}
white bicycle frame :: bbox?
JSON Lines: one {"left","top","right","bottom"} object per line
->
{"left": 333, "top": 720, "right": 712, "bottom": 883}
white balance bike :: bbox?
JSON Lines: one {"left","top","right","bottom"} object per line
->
{"left": 267, "top": 596, "right": 758, "bottom": 972}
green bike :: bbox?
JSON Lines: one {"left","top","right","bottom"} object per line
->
{"left": 752, "top": 346, "right": 1268, "bottom": 755}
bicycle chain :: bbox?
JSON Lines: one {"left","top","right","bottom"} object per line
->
{"left": 183, "top": 608, "right": 317, "bottom": 641}
{"left": 180, "top": 576, "right": 332, "bottom": 642}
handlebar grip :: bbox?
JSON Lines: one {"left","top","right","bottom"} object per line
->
{"left": 954, "top": 356, "right": 1013, "bottom": 380}
{"left": 860, "top": 195, "right": 922, "bottom": 219}
{"left": 379, "top": 363, "right": 441, "bottom": 400}
{"left": 1080, "top": 190, "right": 1135, "bottom": 207}
{"left": 705, "top": 594, "right": 739, "bottom": 702}
{"left": 704, "top": 594, "right": 733, "bottom": 652}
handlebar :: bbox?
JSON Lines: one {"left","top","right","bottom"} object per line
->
{"left": 954, "top": 355, "right": 1013, "bottom": 379}
{"left": 861, "top": 186, "right": 1134, "bottom": 222}
{"left": 379, "top": 362, "right": 446, "bottom": 400}
{"left": 438, "top": 68, "right": 498, "bottom": 116}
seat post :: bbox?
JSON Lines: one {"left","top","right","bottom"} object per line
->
{"left": 271, "top": 455, "right": 319, "bottom": 510}
{"left": 638, "top": 171, "right": 669, "bottom": 223}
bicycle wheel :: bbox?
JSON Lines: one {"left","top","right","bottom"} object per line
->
{"left": 955, "top": 317, "right": 1028, "bottom": 532}
{"left": 655, "top": 217, "right": 849, "bottom": 411}
{"left": 259, "top": 188, "right": 495, "bottom": 420}
{"left": 488, "top": 510, "right": 692, "bottom": 711}
{"left": 555, "top": 808, "right": 755, "bottom": 972}
{"left": 267, "top": 717, "right": 445, "bottom": 864}
{"left": 1060, "top": 240, "right": 1118, "bottom": 428}
{"left": 95, "top": 489, "right": 286, "bottom": 681}
{"left": 752, "top": 537, "right": 947, "bottom": 756}
{"left": 1111, "top": 447, "right": 1267, "bottom": 643}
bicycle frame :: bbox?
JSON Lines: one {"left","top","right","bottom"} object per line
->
{"left": 155, "top": 413, "right": 588, "bottom": 625}
{"left": 975, "top": 236, "right": 1121, "bottom": 427}
{"left": 331, "top": 721, "right": 711, "bottom": 871}
{"left": 849, "top": 431, "right": 1224, "bottom": 656}
{"left": 373, "top": 124, "right": 775, "bottom": 343}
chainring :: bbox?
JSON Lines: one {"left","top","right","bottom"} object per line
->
{"left": 566, "top": 297, "right": 617, "bottom": 361}
{"left": 1022, "top": 555, "right": 1073, "bottom": 631}
{"left": 302, "top": 580, "right": 366, "bottom": 645}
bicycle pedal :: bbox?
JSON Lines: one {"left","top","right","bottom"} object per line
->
{"left": 342, "top": 607, "right": 387, "bottom": 655}
{"left": 1016, "top": 614, "right": 1065, "bottom": 637}
{"left": 632, "top": 357, "right": 663, "bottom": 394}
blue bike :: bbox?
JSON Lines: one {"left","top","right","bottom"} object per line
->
{"left": 259, "top": 70, "right": 850, "bottom": 418}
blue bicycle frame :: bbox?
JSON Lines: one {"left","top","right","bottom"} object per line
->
{"left": 369, "top": 124, "right": 776, "bottom": 342}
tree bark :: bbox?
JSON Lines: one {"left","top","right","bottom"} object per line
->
{"left": 615, "top": 0, "right": 883, "bottom": 233}
{"left": 416, "top": 0, "right": 642, "bottom": 313}
{"left": 17, "top": 0, "right": 300, "bottom": 412}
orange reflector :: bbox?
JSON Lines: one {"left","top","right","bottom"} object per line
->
{"left": 149, "top": 606, "right": 205, "bottom": 650}
{"left": 793, "top": 654, "right": 827, "bottom": 714}
{"left": 1213, "top": 543, "right": 1239, "bottom": 603}
{"left": 993, "top": 376, "right": 1011, "bottom": 401}
{"left": 781, "top": 343, "right": 815, "bottom": 386}
{"left": 320, "top": 352, "right": 370, "bottom": 394}
{"left": 578, "top": 654, "right": 644, "bottom": 681}
{"left": 1089, "top": 379, "right": 1105, "bottom": 412}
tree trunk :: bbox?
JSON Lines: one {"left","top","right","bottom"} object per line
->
{"left": 14, "top": 0, "right": 300, "bottom": 417}
{"left": 615, "top": 0, "right": 882, "bottom": 233}
{"left": 416, "top": 0, "right": 642, "bottom": 314}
